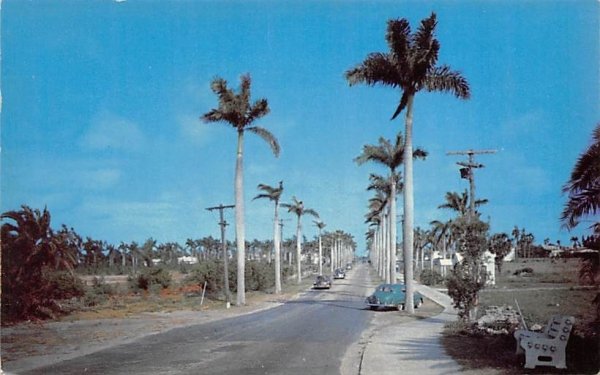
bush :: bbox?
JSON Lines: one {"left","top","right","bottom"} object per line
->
{"left": 130, "top": 267, "right": 172, "bottom": 292}
{"left": 420, "top": 269, "right": 444, "bottom": 286}
{"left": 513, "top": 267, "right": 533, "bottom": 276}
{"left": 44, "top": 270, "right": 86, "bottom": 300}
{"left": 245, "top": 261, "right": 275, "bottom": 292}
{"left": 185, "top": 259, "right": 281, "bottom": 297}
{"left": 82, "top": 277, "right": 114, "bottom": 307}
{"left": 185, "top": 260, "right": 223, "bottom": 295}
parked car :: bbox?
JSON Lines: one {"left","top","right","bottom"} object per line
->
{"left": 365, "top": 283, "right": 424, "bottom": 311}
{"left": 313, "top": 275, "right": 332, "bottom": 289}
{"left": 333, "top": 268, "right": 346, "bottom": 279}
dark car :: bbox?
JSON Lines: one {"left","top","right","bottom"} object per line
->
{"left": 333, "top": 268, "right": 346, "bottom": 279}
{"left": 365, "top": 283, "right": 424, "bottom": 311}
{"left": 313, "top": 275, "right": 332, "bottom": 289}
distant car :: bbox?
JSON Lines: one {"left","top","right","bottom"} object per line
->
{"left": 365, "top": 283, "right": 424, "bottom": 311}
{"left": 333, "top": 268, "right": 346, "bottom": 279}
{"left": 346, "top": 263, "right": 353, "bottom": 270}
{"left": 313, "top": 275, "right": 332, "bottom": 289}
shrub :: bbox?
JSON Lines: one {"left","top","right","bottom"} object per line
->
{"left": 420, "top": 269, "right": 444, "bottom": 286}
{"left": 82, "top": 277, "right": 114, "bottom": 307}
{"left": 130, "top": 267, "right": 172, "bottom": 292}
{"left": 185, "top": 260, "right": 222, "bottom": 295}
{"left": 245, "top": 261, "right": 275, "bottom": 292}
{"left": 185, "top": 259, "right": 280, "bottom": 297}
{"left": 513, "top": 267, "right": 534, "bottom": 276}
{"left": 44, "top": 270, "right": 86, "bottom": 300}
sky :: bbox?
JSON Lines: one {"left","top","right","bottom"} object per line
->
{"left": 1, "top": 0, "right": 598, "bottom": 254}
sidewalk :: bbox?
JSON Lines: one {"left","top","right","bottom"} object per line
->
{"left": 360, "top": 281, "right": 462, "bottom": 375}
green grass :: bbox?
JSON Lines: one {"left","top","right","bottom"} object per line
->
{"left": 495, "top": 258, "right": 580, "bottom": 288}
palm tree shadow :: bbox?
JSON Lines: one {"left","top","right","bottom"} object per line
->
{"left": 284, "top": 299, "right": 367, "bottom": 311}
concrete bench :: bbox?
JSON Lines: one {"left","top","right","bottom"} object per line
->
{"left": 514, "top": 315, "right": 575, "bottom": 369}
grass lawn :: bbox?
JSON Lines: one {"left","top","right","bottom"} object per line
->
{"left": 443, "top": 258, "right": 600, "bottom": 374}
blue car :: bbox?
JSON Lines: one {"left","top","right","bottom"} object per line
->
{"left": 365, "top": 283, "right": 424, "bottom": 311}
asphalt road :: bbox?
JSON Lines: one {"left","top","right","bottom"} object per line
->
{"left": 23, "top": 264, "right": 375, "bottom": 375}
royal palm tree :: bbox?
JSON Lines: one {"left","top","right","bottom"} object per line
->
{"left": 562, "top": 123, "right": 600, "bottom": 230}
{"left": 202, "top": 74, "right": 280, "bottom": 305}
{"left": 282, "top": 197, "right": 319, "bottom": 283}
{"left": 253, "top": 181, "right": 284, "bottom": 294}
{"left": 429, "top": 219, "right": 453, "bottom": 261}
{"left": 346, "top": 13, "right": 470, "bottom": 314}
{"left": 438, "top": 190, "right": 487, "bottom": 217}
{"left": 314, "top": 220, "right": 326, "bottom": 276}
{"left": 356, "top": 133, "right": 427, "bottom": 283}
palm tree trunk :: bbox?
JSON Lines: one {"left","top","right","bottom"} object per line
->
{"left": 296, "top": 216, "right": 302, "bottom": 284}
{"left": 390, "top": 178, "right": 397, "bottom": 283}
{"left": 383, "top": 211, "right": 390, "bottom": 283}
{"left": 318, "top": 231, "right": 323, "bottom": 276}
{"left": 403, "top": 94, "right": 415, "bottom": 314}
{"left": 274, "top": 202, "right": 281, "bottom": 294}
{"left": 235, "top": 130, "right": 246, "bottom": 305}
{"left": 377, "top": 226, "right": 383, "bottom": 278}
{"left": 330, "top": 241, "right": 334, "bottom": 274}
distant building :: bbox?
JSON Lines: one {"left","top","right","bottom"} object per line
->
{"left": 178, "top": 256, "right": 198, "bottom": 265}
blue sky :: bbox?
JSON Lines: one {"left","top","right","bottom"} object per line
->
{"left": 2, "top": 0, "right": 598, "bottom": 252}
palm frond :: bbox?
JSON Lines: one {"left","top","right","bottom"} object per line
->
{"left": 561, "top": 185, "right": 600, "bottom": 229}
{"left": 390, "top": 91, "right": 411, "bottom": 120}
{"left": 247, "top": 126, "right": 281, "bottom": 157}
{"left": 314, "top": 220, "right": 326, "bottom": 230}
{"left": 562, "top": 123, "right": 600, "bottom": 229}
{"left": 411, "top": 13, "right": 440, "bottom": 75}
{"left": 386, "top": 18, "right": 411, "bottom": 71}
{"left": 247, "top": 99, "right": 270, "bottom": 125}
{"left": 413, "top": 147, "right": 428, "bottom": 160}
{"left": 304, "top": 208, "right": 320, "bottom": 219}
{"left": 425, "top": 66, "right": 470, "bottom": 99}
{"left": 239, "top": 74, "right": 252, "bottom": 115}
{"left": 345, "top": 53, "right": 399, "bottom": 87}
{"left": 366, "top": 173, "right": 390, "bottom": 194}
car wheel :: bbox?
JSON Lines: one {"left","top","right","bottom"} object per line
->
{"left": 415, "top": 299, "right": 423, "bottom": 309}
{"left": 397, "top": 303, "right": 405, "bottom": 311}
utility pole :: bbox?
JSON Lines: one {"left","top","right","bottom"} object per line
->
{"left": 206, "top": 203, "right": 235, "bottom": 307}
{"left": 446, "top": 149, "right": 497, "bottom": 216}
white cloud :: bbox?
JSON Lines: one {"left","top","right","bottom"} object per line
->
{"left": 80, "top": 168, "right": 122, "bottom": 190}
{"left": 80, "top": 112, "right": 146, "bottom": 152}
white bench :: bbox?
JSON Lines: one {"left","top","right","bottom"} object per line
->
{"left": 514, "top": 315, "right": 575, "bottom": 369}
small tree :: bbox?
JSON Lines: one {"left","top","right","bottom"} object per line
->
{"left": 446, "top": 215, "right": 489, "bottom": 321}
{"left": 488, "top": 233, "right": 512, "bottom": 273}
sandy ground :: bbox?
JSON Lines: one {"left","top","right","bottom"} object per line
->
{"left": 0, "top": 299, "right": 285, "bottom": 374}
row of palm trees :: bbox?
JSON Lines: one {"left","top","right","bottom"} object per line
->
{"left": 199, "top": 13, "right": 469, "bottom": 310}
{"left": 346, "top": 13, "right": 470, "bottom": 314}
{"left": 201, "top": 72, "right": 360, "bottom": 304}
{"left": 199, "top": 12, "right": 598, "bottom": 310}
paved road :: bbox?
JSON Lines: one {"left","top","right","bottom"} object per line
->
{"left": 23, "top": 265, "right": 375, "bottom": 375}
